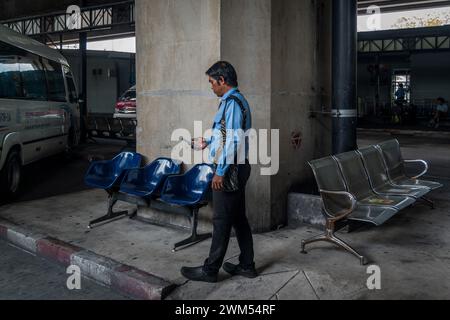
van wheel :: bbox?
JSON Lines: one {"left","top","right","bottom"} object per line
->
{"left": 0, "top": 150, "right": 22, "bottom": 198}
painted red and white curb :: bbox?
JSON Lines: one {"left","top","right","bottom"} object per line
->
{"left": 0, "top": 219, "right": 175, "bottom": 300}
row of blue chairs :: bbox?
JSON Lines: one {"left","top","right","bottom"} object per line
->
{"left": 84, "top": 152, "right": 215, "bottom": 251}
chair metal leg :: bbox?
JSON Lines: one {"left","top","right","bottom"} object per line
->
{"left": 301, "top": 234, "right": 328, "bottom": 253}
{"left": 420, "top": 196, "right": 435, "bottom": 209}
{"left": 172, "top": 208, "right": 212, "bottom": 252}
{"left": 88, "top": 193, "right": 129, "bottom": 229}
{"left": 328, "top": 235, "right": 367, "bottom": 266}
{"left": 301, "top": 220, "right": 367, "bottom": 265}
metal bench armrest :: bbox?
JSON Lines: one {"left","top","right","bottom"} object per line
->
{"left": 404, "top": 159, "right": 429, "bottom": 179}
{"left": 320, "top": 190, "right": 357, "bottom": 222}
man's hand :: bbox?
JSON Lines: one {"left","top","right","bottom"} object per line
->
{"left": 192, "top": 138, "right": 208, "bottom": 150}
{"left": 212, "top": 175, "right": 224, "bottom": 191}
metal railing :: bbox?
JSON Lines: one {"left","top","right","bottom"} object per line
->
{"left": 87, "top": 113, "right": 136, "bottom": 142}
{"left": 1, "top": 1, "right": 135, "bottom": 37}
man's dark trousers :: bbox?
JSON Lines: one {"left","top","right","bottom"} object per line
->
{"left": 203, "top": 162, "right": 254, "bottom": 274}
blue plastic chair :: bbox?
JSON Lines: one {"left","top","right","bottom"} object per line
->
{"left": 119, "top": 158, "right": 182, "bottom": 198}
{"left": 160, "top": 164, "right": 215, "bottom": 207}
{"left": 84, "top": 152, "right": 142, "bottom": 228}
{"left": 85, "top": 152, "right": 143, "bottom": 191}
{"left": 160, "top": 164, "right": 215, "bottom": 251}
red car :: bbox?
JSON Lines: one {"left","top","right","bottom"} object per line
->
{"left": 115, "top": 86, "right": 136, "bottom": 114}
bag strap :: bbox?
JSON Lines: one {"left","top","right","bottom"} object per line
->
{"left": 220, "top": 93, "right": 247, "bottom": 130}
{"left": 214, "top": 93, "right": 248, "bottom": 168}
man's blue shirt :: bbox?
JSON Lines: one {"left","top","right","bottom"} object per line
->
{"left": 207, "top": 88, "right": 252, "bottom": 177}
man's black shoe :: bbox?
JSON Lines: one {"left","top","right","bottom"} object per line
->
{"left": 223, "top": 262, "right": 258, "bottom": 279}
{"left": 181, "top": 266, "right": 218, "bottom": 283}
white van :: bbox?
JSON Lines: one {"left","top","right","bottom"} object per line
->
{"left": 0, "top": 25, "right": 80, "bottom": 197}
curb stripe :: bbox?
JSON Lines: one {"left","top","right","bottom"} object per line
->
{"left": 36, "top": 237, "right": 83, "bottom": 266}
{"left": 0, "top": 221, "right": 175, "bottom": 300}
{"left": 111, "top": 265, "right": 175, "bottom": 300}
{"left": 0, "top": 225, "right": 7, "bottom": 239}
{"left": 6, "top": 229, "right": 41, "bottom": 253}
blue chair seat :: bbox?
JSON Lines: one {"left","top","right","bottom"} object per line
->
{"left": 119, "top": 158, "right": 182, "bottom": 198}
{"left": 85, "top": 173, "right": 118, "bottom": 190}
{"left": 160, "top": 164, "right": 215, "bottom": 207}
{"left": 85, "top": 152, "right": 143, "bottom": 191}
{"left": 159, "top": 193, "right": 203, "bottom": 207}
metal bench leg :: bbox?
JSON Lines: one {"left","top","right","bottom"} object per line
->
{"left": 173, "top": 208, "right": 212, "bottom": 252}
{"left": 420, "top": 196, "right": 435, "bottom": 209}
{"left": 328, "top": 235, "right": 367, "bottom": 266}
{"left": 88, "top": 193, "right": 129, "bottom": 229}
{"left": 301, "top": 220, "right": 367, "bottom": 265}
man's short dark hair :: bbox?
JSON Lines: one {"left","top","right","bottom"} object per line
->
{"left": 206, "top": 61, "right": 238, "bottom": 87}
{"left": 437, "top": 97, "right": 446, "bottom": 104}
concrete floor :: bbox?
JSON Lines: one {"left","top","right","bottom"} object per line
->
{"left": 0, "top": 134, "right": 449, "bottom": 300}
{"left": 0, "top": 239, "right": 128, "bottom": 300}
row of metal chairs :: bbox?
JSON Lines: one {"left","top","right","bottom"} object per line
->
{"left": 84, "top": 152, "right": 215, "bottom": 251}
{"left": 302, "top": 139, "right": 443, "bottom": 265}
{"left": 87, "top": 116, "right": 137, "bottom": 140}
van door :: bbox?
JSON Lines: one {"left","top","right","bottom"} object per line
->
{"left": 42, "top": 58, "right": 69, "bottom": 156}
{"left": 0, "top": 46, "right": 20, "bottom": 166}
{"left": 63, "top": 66, "right": 81, "bottom": 148}
{"left": 17, "top": 49, "right": 50, "bottom": 164}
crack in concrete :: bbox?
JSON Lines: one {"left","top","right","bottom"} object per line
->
{"left": 268, "top": 270, "right": 301, "bottom": 301}
{"left": 260, "top": 269, "right": 300, "bottom": 277}
{"left": 303, "top": 270, "right": 321, "bottom": 301}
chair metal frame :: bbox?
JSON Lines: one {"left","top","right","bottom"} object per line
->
{"left": 301, "top": 159, "right": 368, "bottom": 265}
{"left": 357, "top": 147, "right": 433, "bottom": 209}
{"left": 85, "top": 152, "right": 143, "bottom": 229}
{"left": 301, "top": 189, "right": 367, "bottom": 265}
{"left": 302, "top": 140, "right": 442, "bottom": 266}
{"left": 375, "top": 141, "right": 439, "bottom": 208}
{"left": 159, "top": 164, "right": 215, "bottom": 252}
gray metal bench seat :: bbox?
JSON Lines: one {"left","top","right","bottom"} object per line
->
{"left": 345, "top": 205, "right": 398, "bottom": 227}
{"left": 333, "top": 152, "right": 416, "bottom": 211}
{"left": 358, "top": 146, "right": 431, "bottom": 207}
{"left": 377, "top": 140, "right": 443, "bottom": 191}
{"left": 302, "top": 140, "right": 442, "bottom": 265}
{"left": 301, "top": 157, "right": 400, "bottom": 265}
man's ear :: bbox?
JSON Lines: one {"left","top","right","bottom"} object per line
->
{"left": 218, "top": 76, "right": 226, "bottom": 86}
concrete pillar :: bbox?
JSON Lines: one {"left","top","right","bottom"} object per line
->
{"left": 135, "top": 0, "right": 332, "bottom": 233}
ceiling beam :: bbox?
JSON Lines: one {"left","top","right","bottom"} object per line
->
{"left": 358, "top": 0, "right": 450, "bottom": 13}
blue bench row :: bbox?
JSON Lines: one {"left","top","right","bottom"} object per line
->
{"left": 84, "top": 152, "right": 215, "bottom": 251}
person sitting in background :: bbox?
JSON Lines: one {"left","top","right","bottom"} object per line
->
{"left": 430, "top": 97, "right": 449, "bottom": 129}
{"left": 395, "top": 84, "right": 406, "bottom": 104}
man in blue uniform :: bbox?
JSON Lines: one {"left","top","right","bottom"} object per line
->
{"left": 181, "top": 61, "right": 257, "bottom": 283}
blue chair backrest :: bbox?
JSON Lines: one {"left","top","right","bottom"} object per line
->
{"left": 162, "top": 164, "right": 215, "bottom": 201}
{"left": 183, "top": 164, "right": 215, "bottom": 198}
{"left": 144, "top": 158, "right": 182, "bottom": 194}
{"left": 112, "top": 152, "right": 142, "bottom": 178}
